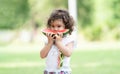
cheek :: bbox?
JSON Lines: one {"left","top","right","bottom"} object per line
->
{"left": 59, "top": 27, "right": 65, "bottom": 30}
{"left": 61, "top": 27, "right": 65, "bottom": 29}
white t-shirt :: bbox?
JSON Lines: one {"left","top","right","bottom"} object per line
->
{"left": 44, "top": 32, "right": 76, "bottom": 72}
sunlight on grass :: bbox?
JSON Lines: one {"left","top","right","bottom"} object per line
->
{"left": 0, "top": 43, "right": 120, "bottom": 74}
{"left": 0, "top": 62, "right": 44, "bottom": 68}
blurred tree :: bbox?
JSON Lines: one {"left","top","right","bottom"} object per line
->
{"left": 0, "top": 0, "right": 119, "bottom": 41}
{"left": 28, "top": 0, "right": 68, "bottom": 28}
{"left": 0, "top": 0, "right": 29, "bottom": 29}
{"left": 110, "top": 0, "right": 120, "bottom": 40}
{"left": 107, "top": 0, "right": 120, "bottom": 29}
{"left": 79, "top": 0, "right": 120, "bottom": 41}
{"left": 50, "top": 0, "right": 68, "bottom": 8}
{"left": 77, "top": 0, "right": 94, "bottom": 28}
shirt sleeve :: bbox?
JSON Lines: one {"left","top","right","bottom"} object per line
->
{"left": 41, "top": 35, "right": 48, "bottom": 45}
{"left": 63, "top": 31, "right": 77, "bottom": 49}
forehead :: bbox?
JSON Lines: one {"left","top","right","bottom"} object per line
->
{"left": 51, "top": 19, "right": 64, "bottom": 25}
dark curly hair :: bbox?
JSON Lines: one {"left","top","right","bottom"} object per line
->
{"left": 47, "top": 9, "right": 74, "bottom": 34}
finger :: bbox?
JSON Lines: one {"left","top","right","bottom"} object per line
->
{"left": 46, "top": 33, "right": 49, "bottom": 37}
{"left": 57, "top": 32, "right": 61, "bottom": 36}
{"left": 56, "top": 32, "right": 59, "bottom": 36}
{"left": 57, "top": 32, "right": 63, "bottom": 37}
{"left": 55, "top": 34, "right": 58, "bottom": 37}
{"left": 54, "top": 34, "right": 58, "bottom": 39}
{"left": 53, "top": 35, "right": 56, "bottom": 39}
{"left": 48, "top": 33, "right": 51, "bottom": 37}
{"left": 47, "top": 33, "right": 52, "bottom": 37}
{"left": 60, "top": 33, "right": 63, "bottom": 37}
{"left": 51, "top": 34, "right": 55, "bottom": 37}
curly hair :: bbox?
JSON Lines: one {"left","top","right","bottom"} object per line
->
{"left": 47, "top": 9, "right": 74, "bottom": 34}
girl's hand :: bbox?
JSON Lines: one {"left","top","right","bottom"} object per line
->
{"left": 46, "top": 33, "right": 55, "bottom": 44}
{"left": 55, "top": 33, "right": 63, "bottom": 43}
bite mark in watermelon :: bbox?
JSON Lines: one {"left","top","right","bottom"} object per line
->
{"left": 41, "top": 28, "right": 69, "bottom": 36}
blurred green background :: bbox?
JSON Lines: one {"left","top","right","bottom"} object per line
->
{"left": 0, "top": 0, "right": 120, "bottom": 41}
{"left": 0, "top": 0, "right": 120, "bottom": 74}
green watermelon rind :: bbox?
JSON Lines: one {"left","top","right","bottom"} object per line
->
{"left": 62, "top": 29, "right": 69, "bottom": 36}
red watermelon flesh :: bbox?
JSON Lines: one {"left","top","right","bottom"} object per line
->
{"left": 41, "top": 28, "right": 69, "bottom": 36}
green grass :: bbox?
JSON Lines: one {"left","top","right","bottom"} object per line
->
{"left": 0, "top": 44, "right": 120, "bottom": 74}
{"left": 71, "top": 50, "right": 120, "bottom": 74}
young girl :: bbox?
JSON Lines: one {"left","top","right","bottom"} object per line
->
{"left": 40, "top": 9, "right": 76, "bottom": 74}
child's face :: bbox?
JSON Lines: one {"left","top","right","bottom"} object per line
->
{"left": 50, "top": 19, "right": 65, "bottom": 31}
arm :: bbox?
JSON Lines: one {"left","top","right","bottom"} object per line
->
{"left": 55, "top": 41, "right": 74, "bottom": 57}
{"left": 55, "top": 34, "right": 74, "bottom": 57}
{"left": 40, "top": 33, "right": 54, "bottom": 58}
{"left": 40, "top": 42, "right": 53, "bottom": 58}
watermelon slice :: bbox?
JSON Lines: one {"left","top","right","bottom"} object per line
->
{"left": 41, "top": 28, "right": 69, "bottom": 36}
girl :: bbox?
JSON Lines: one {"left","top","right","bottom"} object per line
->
{"left": 40, "top": 9, "right": 76, "bottom": 74}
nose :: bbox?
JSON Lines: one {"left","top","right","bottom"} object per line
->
{"left": 54, "top": 27, "right": 58, "bottom": 31}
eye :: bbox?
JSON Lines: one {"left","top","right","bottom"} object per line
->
{"left": 58, "top": 25, "right": 61, "bottom": 28}
{"left": 51, "top": 25, "right": 54, "bottom": 28}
